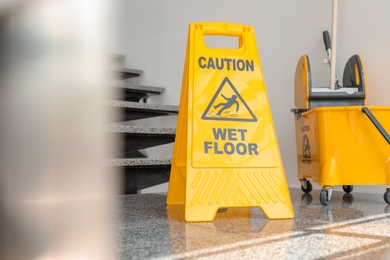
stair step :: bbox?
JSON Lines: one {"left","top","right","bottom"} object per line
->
{"left": 106, "top": 125, "right": 176, "bottom": 135}
{"left": 105, "top": 158, "right": 171, "bottom": 167}
{"left": 107, "top": 100, "right": 178, "bottom": 113}
{"left": 125, "top": 150, "right": 147, "bottom": 158}
{"left": 120, "top": 68, "right": 142, "bottom": 79}
{"left": 123, "top": 168, "right": 170, "bottom": 194}
{"left": 112, "top": 82, "right": 165, "bottom": 102}
{"left": 106, "top": 100, "right": 178, "bottom": 121}
{"left": 110, "top": 68, "right": 142, "bottom": 79}
{"left": 106, "top": 158, "right": 171, "bottom": 194}
{"left": 106, "top": 125, "right": 175, "bottom": 153}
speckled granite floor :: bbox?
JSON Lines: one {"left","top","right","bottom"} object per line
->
{"left": 116, "top": 188, "right": 390, "bottom": 259}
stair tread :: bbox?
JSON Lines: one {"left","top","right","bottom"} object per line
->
{"left": 112, "top": 82, "right": 165, "bottom": 94}
{"left": 105, "top": 158, "right": 172, "bottom": 167}
{"left": 121, "top": 67, "right": 142, "bottom": 76}
{"left": 106, "top": 125, "right": 176, "bottom": 135}
{"left": 106, "top": 100, "right": 178, "bottom": 122}
{"left": 106, "top": 100, "right": 178, "bottom": 113}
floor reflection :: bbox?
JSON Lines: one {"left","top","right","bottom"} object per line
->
{"left": 166, "top": 204, "right": 295, "bottom": 255}
{"left": 296, "top": 192, "right": 364, "bottom": 226}
{"left": 300, "top": 193, "right": 355, "bottom": 207}
{"left": 121, "top": 189, "right": 390, "bottom": 259}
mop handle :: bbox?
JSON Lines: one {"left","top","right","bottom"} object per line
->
{"left": 362, "top": 107, "right": 390, "bottom": 145}
{"left": 330, "top": 0, "right": 338, "bottom": 90}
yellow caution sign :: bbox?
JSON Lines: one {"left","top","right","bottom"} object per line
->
{"left": 167, "top": 22, "right": 294, "bottom": 222}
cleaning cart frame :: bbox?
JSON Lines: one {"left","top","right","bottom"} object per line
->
{"left": 292, "top": 0, "right": 390, "bottom": 206}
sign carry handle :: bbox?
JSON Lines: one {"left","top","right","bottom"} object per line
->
{"left": 193, "top": 22, "right": 252, "bottom": 51}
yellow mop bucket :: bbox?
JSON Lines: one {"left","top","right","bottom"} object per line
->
{"left": 167, "top": 22, "right": 294, "bottom": 222}
{"left": 293, "top": 44, "right": 390, "bottom": 206}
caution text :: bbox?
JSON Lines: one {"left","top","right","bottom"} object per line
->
{"left": 204, "top": 128, "right": 259, "bottom": 155}
{"left": 198, "top": 57, "right": 254, "bottom": 72}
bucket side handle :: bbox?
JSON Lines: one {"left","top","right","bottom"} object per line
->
{"left": 362, "top": 107, "right": 390, "bottom": 145}
{"left": 294, "top": 55, "right": 311, "bottom": 110}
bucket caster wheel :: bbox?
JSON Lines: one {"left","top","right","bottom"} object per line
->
{"left": 342, "top": 185, "right": 353, "bottom": 193}
{"left": 384, "top": 188, "right": 390, "bottom": 205}
{"left": 300, "top": 179, "right": 312, "bottom": 194}
{"left": 320, "top": 187, "right": 332, "bottom": 206}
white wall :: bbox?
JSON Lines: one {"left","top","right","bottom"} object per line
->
{"left": 115, "top": 0, "right": 390, "bottom": 193}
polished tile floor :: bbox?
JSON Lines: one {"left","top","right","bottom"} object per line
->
{"left": 116, "top": 188, "right": 390, "bottom": 259}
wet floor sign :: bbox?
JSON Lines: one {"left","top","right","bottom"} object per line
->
{"left": 167, "top": 22, "right": 294, "bottom": 222}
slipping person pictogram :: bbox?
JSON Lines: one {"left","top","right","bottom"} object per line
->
{"left": 302, "top": 134, "right": 311, "bottom": 158}
{"left": 213, "top": 94, "right": 239, "bottom": 116}
{"left": 202, "top": 77, "right": 257, "bottom": 122}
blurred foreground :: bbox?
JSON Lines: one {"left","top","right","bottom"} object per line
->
{"left": 0, "top": 1, "right": 119, "bottom": 259}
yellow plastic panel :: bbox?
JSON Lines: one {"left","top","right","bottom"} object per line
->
{"left": 294, "top": 55, "right": 310, "bottom": 110}
{"left": 295, "top": 106, "right": 390, "bottom": 186}
{"left": 167, "top": 22, "right": 294, "bottom": 222}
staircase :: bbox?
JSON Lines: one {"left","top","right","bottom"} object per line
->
{"left": 106, "top": 55, "right": 178, "bottom": 194}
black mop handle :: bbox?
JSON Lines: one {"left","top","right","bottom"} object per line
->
{"left": 323, "top": 31, "right": 331, "bottom": 51}
{"left": 362, "top": 107, "right": 390, "bottom": 145}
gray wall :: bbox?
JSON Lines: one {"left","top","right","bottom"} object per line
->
{"left": 116, "top": 0, "right": 390, "bottom": 193}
